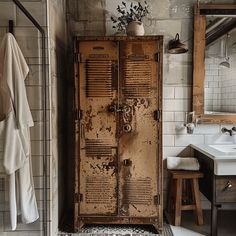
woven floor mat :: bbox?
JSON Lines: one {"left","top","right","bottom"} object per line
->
{"left": 58, "top": 222, "right": 174, "bottom": 236}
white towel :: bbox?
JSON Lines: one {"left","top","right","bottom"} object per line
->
{"left": 167, "top": 157, "right": 200, "bottom": 171}
{"left": 0, "top": 33, "right": 38, "bottom": 230}
{"left": 0, "top": 40, "right": 11, "bottom": 122}
{"left": 0, "top": 82, "right": 11, "bottom": 121}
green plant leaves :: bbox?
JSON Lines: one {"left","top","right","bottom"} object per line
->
{"left": 110, "top": 1, "right": 149, "bottom": 32}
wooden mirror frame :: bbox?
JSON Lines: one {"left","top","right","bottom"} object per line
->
{"left": 193, "top": 3, "right": 236, "bottom": 124}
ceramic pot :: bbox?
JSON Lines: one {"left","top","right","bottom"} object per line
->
{"left": 126, "top": 21, "right": 145, "bottom": 36}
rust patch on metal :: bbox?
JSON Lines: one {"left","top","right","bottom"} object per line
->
{"left": 85, "top": 105, "right": 95, "bottom": 132}
{"left": 128, "top": 54, "right": 149, "bottom": 61}
{"left": 131, "top": 43, "right": 144, "bottom": 55}
{"left": 88, "top": 54, "right": 110, "bottom": 58}
{"left": 132, "top": 98, "right": 151, "bottom": 112}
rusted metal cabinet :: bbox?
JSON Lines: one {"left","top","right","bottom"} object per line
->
{"left": 74, "top": 36, "right": 163, "bottom": 232}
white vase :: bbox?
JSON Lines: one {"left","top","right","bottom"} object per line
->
{"left": 126, "top": 21, "right": 145, "bottom": 36}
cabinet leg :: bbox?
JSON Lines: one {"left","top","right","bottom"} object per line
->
{"left": 211, "top": 204, "right": 219, "bottom": 236}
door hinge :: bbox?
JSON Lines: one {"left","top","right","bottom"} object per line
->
{"left": 75, "top": 193, "right": 83, "bottom": 202}
{"left": 75, "top": 109, "right": 83, "bottom": 120}
{"left": 154, "top": 109, "right": 161, "bottom": 121}
{"left": 123, "top": 159, "right": 132, "bottom": 166}
{"left": 154, "top": 194, "right": 160, "bottom": 205}
{"left": 155, "top": 52, "right": 160, "bottom": 62}
{"left": 74, "top": 53, "right": 82, "bottom": 63}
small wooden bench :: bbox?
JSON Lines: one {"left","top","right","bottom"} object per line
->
{"left": 167, "top": 170, "right": 204, "bottom": 226}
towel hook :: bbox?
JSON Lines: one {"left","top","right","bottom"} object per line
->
{"left": 9, "top": 20, "right": 14, "bottom": 35}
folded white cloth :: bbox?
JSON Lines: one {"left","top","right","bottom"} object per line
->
{"left": 167, "top": 157, "right": 200, "bottom": 171}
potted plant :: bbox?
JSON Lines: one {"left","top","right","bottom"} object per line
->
{"left": 111, "top": 1, "right": 149, "bottom": 36}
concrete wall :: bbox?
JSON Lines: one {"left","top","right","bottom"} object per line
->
{"left": 68, "top": 0, "right": 236, "bottom": 210}
{"left": 48, "top": 0, "right": 68, "bottom": 234}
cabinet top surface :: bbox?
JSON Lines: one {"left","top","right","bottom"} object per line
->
{"left": 74, "top": 35, "right": 163, "bottom": 41}
{"left": 191, "top": 144, "right": 236, "bottom": 175}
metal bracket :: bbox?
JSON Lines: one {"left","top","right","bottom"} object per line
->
{"left": 154, "top": 194, "right": 160, "bottom": 205}
{"left": 75, "top": 109, "right": 83, "bottom": 120}
{"left": 74, "top": 53, "right": 82, "bottom": 63}
{"left": 155, "top": 52, "right": 160, "bottom": 62}
{"left": 154, "top": 109, "right": 161, "bottom": 122}
{"left": 75, "top": 193, "right": 83, "bottom": 202}
{"left": 123, "top": 159, "right": 132, "bottom": 166}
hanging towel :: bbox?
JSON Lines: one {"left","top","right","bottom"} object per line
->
{"left": 0, "top": 39, "right": 11, "bottom": 122}
{"left": 0, "top": 83, "right": 11, "bottom": 121}
{"left": 167, "top": 157, "right": 200, "bottom": 171}
{"left": 0, "top": 33, "right": 38, "bottom": 230}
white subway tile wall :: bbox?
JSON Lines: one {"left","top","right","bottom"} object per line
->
{"left": 205, "top": 28, "right": 236, "bottom": 113}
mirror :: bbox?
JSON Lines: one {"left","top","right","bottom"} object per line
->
{"left": 193, "top": 3, "right": 236, "bottom": 123}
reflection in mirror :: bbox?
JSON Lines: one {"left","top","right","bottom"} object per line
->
{"left": 204, "top": 16, "right": 236, "bottom": 115}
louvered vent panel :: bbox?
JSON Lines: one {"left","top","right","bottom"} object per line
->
{"left": 85, "top": 139, "right": 112, "bottom": 157}
{"left": 123, "top": 60, "right": 152, "bottom": 98}
{"left": 124, "top": 178, "right": 152, "bottom": 205}
{"left": 86, "top": 60, "right": 113, "bottom": 97}
{"left": 86, "top": 176, "right": 115, "bottom": 204}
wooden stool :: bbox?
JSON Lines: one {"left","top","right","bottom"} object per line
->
{"left": 167, "top": 170, "right": 204, "bottom": 226}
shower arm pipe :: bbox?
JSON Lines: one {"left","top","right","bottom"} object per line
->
{"left": 11, "top": 0, "right": 48, "bottom": 235}
{"left": 12, "top": 0, "right": 45, "bottom": 35}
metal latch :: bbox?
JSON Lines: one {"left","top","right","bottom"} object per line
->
{"left": 74, "top": 53, "right": 82, "bottom": 63}
{"left": 75, "top": 193, "right": 83, "bottom": 202}
{"left": 155, "top": 52, "right": 160, "bottom": 62}
{"left": 123, "top": 159, "right": 132, "bottom": 166}
{"left": 223, "top": 181, "right": 233, "bottom": 191}
{"left": 75, "top": 109, "right": 83, "bottom": 120}
{"left": 154, "top": 110, "right": 161, "bottom": 121}
{"left": 154, "top": 194, "right": 160, "bottom": 205}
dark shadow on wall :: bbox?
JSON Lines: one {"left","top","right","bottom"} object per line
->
{"left": 55, "top": 36, "right": 67, "bottom": 223}
{"left": 70, "top": 0, "right": 107, "bottom": 35}
{"left": 54, "top": 35, "right": 74, "bottom": 231}
{"left": 57, "top": 34, "right": 76, "bottom": 232}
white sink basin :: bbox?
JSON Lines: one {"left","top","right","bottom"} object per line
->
{"left": 209, "top": 144, "right": 236, "bottom": 154}
{"left": 191, "top": 144, "right": 236, "bottom": 175}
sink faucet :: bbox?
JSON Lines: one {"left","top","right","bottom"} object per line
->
{"left": 221, "top": 127, "right": 233, "bottom": 136}
{"left": 232, "top": 127, "right": 236, "bottom": 132}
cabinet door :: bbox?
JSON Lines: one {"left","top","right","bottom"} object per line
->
{"left": 78, "top": 41, "right": 119, "bottom": 215}
{"left": 118, "top": 40, "right": 161, "bottom": 217}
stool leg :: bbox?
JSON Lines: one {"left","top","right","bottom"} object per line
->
{"left": 192, "top": 178, "right": 203, "bottom": 225}
{"left": 167, "top": 177, "right": 173, "bottom": 214}
{"left": 175, "top": 178, "right": 182, "bottom": 226}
